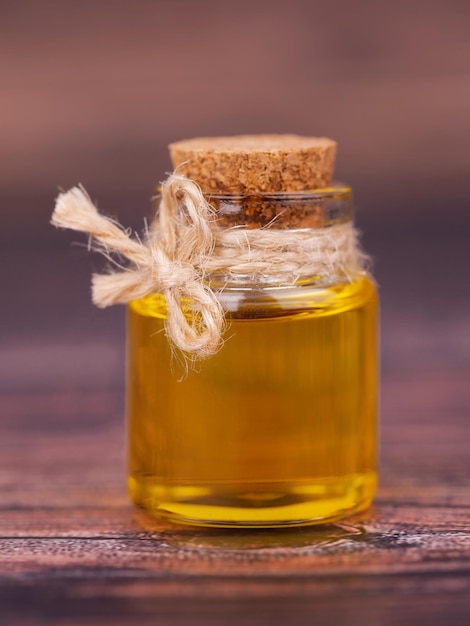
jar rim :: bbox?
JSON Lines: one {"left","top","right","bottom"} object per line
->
{"left": 155, "top": 182, "right": 351, "bottom": 199}
{"left": 205, "top": 183, "right": 351, "bottom": 201}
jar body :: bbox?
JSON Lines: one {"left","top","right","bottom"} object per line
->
{"left": 127, "top": 274, "right": 378, "bottom": 527}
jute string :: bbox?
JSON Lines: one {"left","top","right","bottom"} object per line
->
{"left": 51, "top": 173, "right": 367, "bottom": 359}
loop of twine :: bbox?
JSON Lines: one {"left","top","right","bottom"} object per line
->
{"left": 51, "top": 173, "right": 367, "bottom": 359}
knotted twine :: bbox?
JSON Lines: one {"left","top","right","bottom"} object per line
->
{"left": 51, "top": 173, "right": 367, "bottom": 359}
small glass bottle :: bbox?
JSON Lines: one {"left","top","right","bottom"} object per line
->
{"left": 127, "top": 148, "right": 379, "bottom": 528}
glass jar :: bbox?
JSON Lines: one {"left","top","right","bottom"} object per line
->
{"left": 127, "top": 185, "right": 378, "bottom": 527}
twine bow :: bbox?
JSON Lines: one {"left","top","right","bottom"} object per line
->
{"left": 52, "top": 175, "right": 225, "bottom": 358}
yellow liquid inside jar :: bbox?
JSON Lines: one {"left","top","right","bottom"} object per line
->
{"left": 127, "top": 275, "right": 378, "bottom": 527}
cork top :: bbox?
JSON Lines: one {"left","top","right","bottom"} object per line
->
{"left": 169, "top": 134, "right": 337, "bottom": 194}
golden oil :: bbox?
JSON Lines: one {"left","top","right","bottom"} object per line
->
{"left": 127, "top": 274, "right": 378, "bottom": 527}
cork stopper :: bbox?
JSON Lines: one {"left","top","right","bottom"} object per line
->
{"left": 169, "top": 134, "right": 337, "bottom": 194}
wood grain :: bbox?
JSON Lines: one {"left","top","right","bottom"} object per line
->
{"left": 1, "top": 366, "right": 470, "bottom": 624}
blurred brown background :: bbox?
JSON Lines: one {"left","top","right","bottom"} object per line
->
{"left": 3, "top": 0, "right": 469, "bottom": 195}
{"left": 2, "top": 0, "right": 470, "bottom": 393}
{"left": 1, "top": 0, "right": 469, "bottom": 427}
{"left": 1, "top": 2, "right": 470, "bottom": 623}
{"left": 2, "top": 0, "right": 470, "bottom": 426}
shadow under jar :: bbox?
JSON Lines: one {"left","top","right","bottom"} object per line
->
{"left": 127, "top": 185, "right": 378, "bottom": 527}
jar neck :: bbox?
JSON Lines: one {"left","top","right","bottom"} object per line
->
{"left": 152, "top": 183, "right": 359, "bottom": 291}
{"left": 205, "top": 184, "right": 353, "bottom": 229}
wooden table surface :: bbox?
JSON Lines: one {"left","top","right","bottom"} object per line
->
{"left": 1, "top": 207, "right": 470, "bottom": 625}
